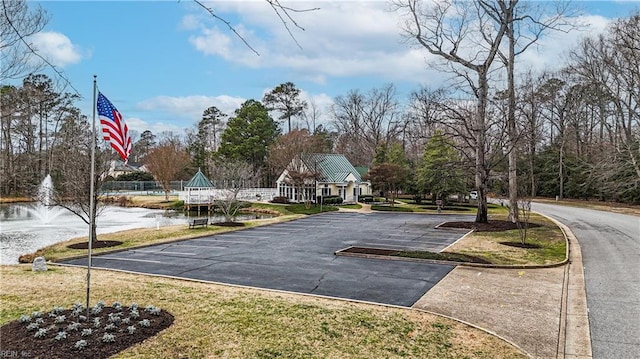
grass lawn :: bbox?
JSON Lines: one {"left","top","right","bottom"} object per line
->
{"left": 0, "top": 265, "right": 525, "bottom": 359}
{"left": 443, "top": 213, "right": 567, "bottom": 266}
{"left": 370, "top": 205, "right": 414, "bottom": 212}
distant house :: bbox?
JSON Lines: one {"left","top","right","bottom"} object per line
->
{"left": 107, "top": 159, "right": 147, "bottom": 178}
{"left": 276, "top": 153, "right": 372, "bottom": 203}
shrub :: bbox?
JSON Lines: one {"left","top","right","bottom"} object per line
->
{"left": 322, "top": 196, "right": 343, "bottom": 205}
{"left": 102, "top": 333, "right": 116, "bottom": 343}
{"left": 145, "top": 305, "right": 161, "bottom": 315}
{"left": 26, "top": 323, "right": 39, "bottom": 331}
{"left": 74, "top": 340, "right": 88, "bottom": 350}
{"left": 81, "top": 329, "right": 92, "bottom": 337}
{"left": 127, "top": 325, "right": 136, "bottom": 334}
{"left": 270, "top": 196, "right": 290, "bottom": 204}
{"left": 139, "top": 319, "right": 151, "bottom": 328}
{"left": 52, "top": 306, "right": 64, "bottom": 315}
{"left": 55, "top": 331, "right": 67, "bottom": 341}
{"left": 358, "top": 195, "right": 374, "bottom": 203}
{"left": 34, "top": 328, "right": 48, "bottom": 338}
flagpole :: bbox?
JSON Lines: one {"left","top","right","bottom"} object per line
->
{"left": 87, "top": 75, "right": 97, "bottom": 317}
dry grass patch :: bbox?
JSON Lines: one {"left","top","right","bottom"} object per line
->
{"left": 0, "top": 265, "right": 526, "bottom": 359}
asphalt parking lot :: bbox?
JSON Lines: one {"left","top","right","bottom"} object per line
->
{"left": 63, "top": 212, "right": 473, "bottom": 307}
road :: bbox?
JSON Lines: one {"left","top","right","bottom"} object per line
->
{"left": 532, "top": 202, "right": 640, "bottom": 359}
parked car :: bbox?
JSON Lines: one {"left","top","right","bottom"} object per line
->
{"left": 469, "top": 191, "right": 478, "bottom": 200}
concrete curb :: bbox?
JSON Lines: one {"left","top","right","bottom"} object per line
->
{"left": 540, "top": 215, "right": 593, "bottom": 359}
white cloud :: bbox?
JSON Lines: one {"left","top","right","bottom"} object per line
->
{"left": 125, "top": 117, "right": 184, "bottom": 137}
{"left": 185, "top": 1, "right": 431, "bottom": 82}
{"left": 516, "top": 15, "right": 613, "bottom": 73}
{"left": 137, "top": 94, "right": 246, "bottom": 124}
{"left": 31, "top": 32, "right": 85, "bottom": 67}
{"left": 184, "top": 2, "right": 621, "bottom": 90}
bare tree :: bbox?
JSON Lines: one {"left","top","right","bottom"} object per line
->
{"left": 50, "top": 110, "right": 111, "bottom": 245}
{"left": 395, "top": 0, "right": 509, "bottom": 223}
{"left": 302, "top": 98, "right": 323, "bottom": 133}
{"left": 210, "top": 159, "right": 258, "bottom": 222}
{"left": 0, "top": 0, "right": 48, "bottom": 81}
{"left": 267, "top": 129, "right": 332, "bottom": 179}
{"left": 568, "top": 14, "right": 640, "bottom": 189}
{"left": 489, "top": 0, "right": 573, "bottom": 222}
{"left": 144, "top": 137, "right": 190, "bottom": 200}
{"left": 331, "top": 84, "right": 403, "bottom": 167}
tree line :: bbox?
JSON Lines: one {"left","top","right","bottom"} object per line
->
{"left": 1, "top": 1, "right": 638, "bottom": 222}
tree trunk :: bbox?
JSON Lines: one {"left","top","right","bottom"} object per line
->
{"left": 505, "top": 14, "right": 519, "bottom": 223}
{"left": 475, "top": 71, "right": 489, "bottom": 223}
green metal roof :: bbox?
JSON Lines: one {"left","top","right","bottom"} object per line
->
{"left": 300, "top": 153, "right": 362, "bottom": 183}
{"left": 184, "top": 168, "right": 214, "bottom": 188}
{"left": 354, "top": 166, "right": 369, "bottom": 178}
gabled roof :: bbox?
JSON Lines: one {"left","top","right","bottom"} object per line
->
{"left": 299, "top": 153, "right": 363, "bottom": 183}
{"left": 184, "top": 168, "right": 214, "bottom": 188}
{"left": 111, "top": 159, "right": 144, "bottom": 172}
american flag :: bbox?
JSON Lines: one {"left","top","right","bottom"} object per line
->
{"left": 97, "top": 92, "right": 131, "bottom": 163}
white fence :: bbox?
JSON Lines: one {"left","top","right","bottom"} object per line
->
{"left": 179, "top": 188, "right": 277, "bottom": 204}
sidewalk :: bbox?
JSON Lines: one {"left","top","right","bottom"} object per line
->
{"left": 412, "top": 217, "right": 592, "bottom": 359}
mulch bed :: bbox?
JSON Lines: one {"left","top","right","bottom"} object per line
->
{"left": 499, "top": 241, "right": 542, "bottom": 249}
{"left": 339, "top": 246, "right": 492, "bottom": 264}
{"left": 438, "top": 220, "right": 541, "bottom": 232}
{"left": 0, "top": 306, "right": 173, "bottom": 359}
{"left": 211, "top": 221, "right": 246, "bottom": 227}
{"left": 67, "top": 241, "right": 123, "bottom": 250}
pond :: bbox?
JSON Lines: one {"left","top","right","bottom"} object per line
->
{"left": 0, "top": 203, "right": 271, "bottom": 265}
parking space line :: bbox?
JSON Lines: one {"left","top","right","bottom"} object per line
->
{"left": 98, "top": 257, "right": 165, "bottom": 264}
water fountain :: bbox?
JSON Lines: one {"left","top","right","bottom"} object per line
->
{"left": 0, "top": 176, "right": 274, "bottom": 264}
{"left": 26, "top": 174, "right": 65, "bottom": 224}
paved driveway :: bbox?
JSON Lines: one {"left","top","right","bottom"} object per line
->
{"left": 63, "top": 212, "right": 473, "bottom": 307}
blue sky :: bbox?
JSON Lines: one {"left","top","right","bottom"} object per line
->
{"left": 27, "top": 1, "right": 640, "bottom": 138}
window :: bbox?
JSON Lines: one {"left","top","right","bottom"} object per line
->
{"left": 322, "top": 184, "right": 331, "bottom": 197}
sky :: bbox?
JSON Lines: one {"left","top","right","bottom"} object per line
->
{"left": 24, "top": 0, "right": 640, "bottom": 138}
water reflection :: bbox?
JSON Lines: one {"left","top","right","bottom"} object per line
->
{"left": 0, "top": 203, "right": 271, "bottom": 265}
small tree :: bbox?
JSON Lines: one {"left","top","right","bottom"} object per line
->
{"left": 416, "top": 133, "right": 466, "bottom": 203}
{"left": 282, "top": 154, "right": 321, "bottom": 209}
{"left": 144, "top": 137, "right": 189, "bottom": 200}
{"left": 210, "top": 159, "right": 257, "bottom": 222}
{"left": 366, "top": 163, "right": 409, "bottom": 207}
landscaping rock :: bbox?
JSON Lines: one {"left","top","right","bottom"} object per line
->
{"left": 32, "top": 256, "right": 47, "bottom": 271}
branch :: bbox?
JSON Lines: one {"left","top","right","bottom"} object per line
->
{"left": 266, "top": 0, "right": 319, "bottom": 50}
{"left": 1, "top": 0, "right": 80, "bottom": 96}
{"left": 193, "top": 0, "right": 319, "bottom": 55}
{"left": 192, "top": 0, "right": 260, "bottom": 56}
